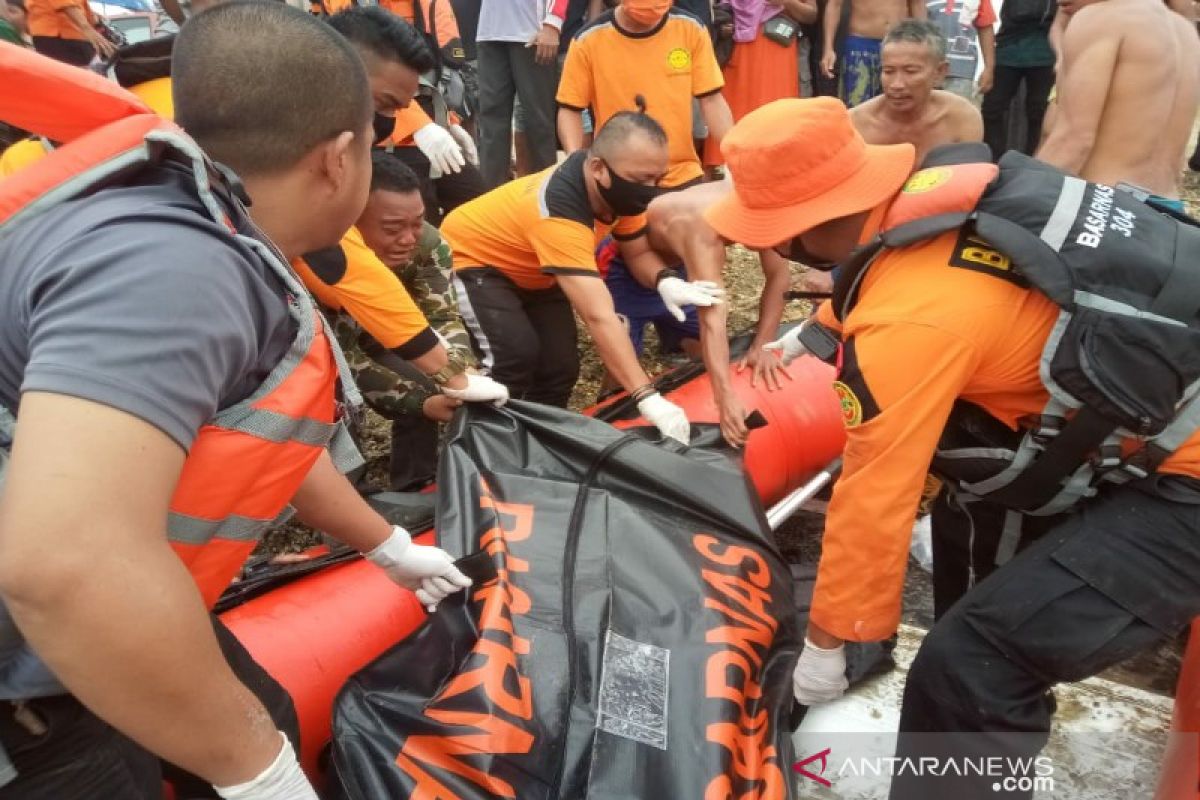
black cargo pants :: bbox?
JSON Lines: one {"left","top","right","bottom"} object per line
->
{"left": 891, "top": 478, "right": 1200, "bottom": 799}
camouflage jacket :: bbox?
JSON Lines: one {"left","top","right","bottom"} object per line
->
{"left": 331, "top": 222, "right": 476, "bottom": 419}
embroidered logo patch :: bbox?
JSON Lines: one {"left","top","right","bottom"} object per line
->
{"left": 833, "top": 381, "right": 863, "bottom": 428}
{"left": 902, "top": 167, "right": 953, "bottom": 195}
{"left": 667, "top": 47, "right": 692, "bottom": 71}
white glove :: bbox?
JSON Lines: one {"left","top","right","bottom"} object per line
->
{"left": 762, "top": 323, "right": 811, "bottom": 367}
{"left": 441, "top": 372, "right": 509, "bottom": 406}
{"left": 448, "top": 123, "right": 479, "bottom": 166}
{"left": 792, "top": 638, "right": 849, "bottom": 706}
{"left": 365, "top": 525, "right": 472, "bottom": 612}
{"left": 413, "top": 122, "right": 466, "bottom": 176}
{"left": 657, "top": 276, "right": 725, "bottom": 323}
{"left": 214, "top": 733, "right": 318, "bottom": 800}
{"left": 637, "top": 392, "right": 690, "bottom": 445}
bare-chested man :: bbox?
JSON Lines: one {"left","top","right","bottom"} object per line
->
{"left": 822, "top": 0, "right": 926, "bottom": 106}
{"left": 1038, "top": 0, "right": 1200, "bottom": 210}
{"left": 852, "top": 19, "right": 983, "bottom": 164}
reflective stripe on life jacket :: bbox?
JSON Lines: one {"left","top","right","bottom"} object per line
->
{"left": 829, "top": 146, "right": 1200, "bottom": 515}
{"left": 0, "top": 47, "right": 365, "bottom": 608}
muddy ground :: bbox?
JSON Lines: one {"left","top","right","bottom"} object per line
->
{"left": 264, "top": 200, "right": 1199, "bottom": 698}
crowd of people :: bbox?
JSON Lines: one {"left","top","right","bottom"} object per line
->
{"left": 1, "top": 0, "right": 1200, "bottom": 797}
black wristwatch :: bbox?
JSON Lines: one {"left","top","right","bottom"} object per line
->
{"left": 429, "top": 351, "right": 469, "bottom": 386}
{"left": 654, "top": 267, "right": 680, "bottom": 286}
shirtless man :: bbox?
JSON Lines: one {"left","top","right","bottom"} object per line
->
{"left": 852, "top": 19, "right": 983, "bottom": 164}
{"left": 822, "top": 0, "right": 927, "bottom": 106}
{"left": 1038, "top": 0, "right": 1200, "bottom": 210}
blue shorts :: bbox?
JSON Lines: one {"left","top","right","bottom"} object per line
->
{"left": 599, "top": 241, "right": 700, "bottom": 355}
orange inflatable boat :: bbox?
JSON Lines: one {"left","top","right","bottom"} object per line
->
{"left": 219, "top": 354, "right": 846, "bottom": 788}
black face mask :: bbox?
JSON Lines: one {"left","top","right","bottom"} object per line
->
{"left": 373, "top": 112, "right": 397, "bottom": 145}
{"left": 597, "top": 160, "right": 661, "bottom": 217}
{"left": 776, "top": 235, "right": 838, "bottom": 271}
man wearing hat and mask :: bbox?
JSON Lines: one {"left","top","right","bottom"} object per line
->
{"left": 702, "top": 96, "right": 1200, "bottom": 798}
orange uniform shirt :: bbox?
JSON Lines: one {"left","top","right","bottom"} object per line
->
{"left": 557, "top": 9, "right": 724, "bottom": 188}
{"left": 27, "top": 0, "right": 94, "bottom": 40}
{"left": 442, "top": 151, "right": 647, "bottom": 291}
{"left": 294, "top": 226, "right": 437, "bottom": 357}
{"left": 810, "top": 229, "right": 1200, "bottom": 643}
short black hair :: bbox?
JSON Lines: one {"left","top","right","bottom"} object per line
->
{"left": 369, "top": 151, "right": 422, "bottom": 195}
{"left": 591, "top": 103, "right": 669, "bottom": 161}
{"left": 6, "top": 0, "right": 25, "bottom": 12}
{"left": 174, "top": 1, "right": 371, "bottom": 176}
{"left": 327, "top": 7, "right": 436, "bottom": 74}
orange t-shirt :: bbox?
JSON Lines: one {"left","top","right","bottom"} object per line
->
{"left": 442, "top": 151, "right": 647, "bottom": 291}
{"left": 557, "top": 9, "right": 724, "bottom": 188}
{"left": 294, "top": 226, "right": 437, "bottom": 357}
{"left": 809, "top": 228, "right": 1200, "bottom": 643}
{"left": 27, "top": 0, "right": 94, "bottom": 40}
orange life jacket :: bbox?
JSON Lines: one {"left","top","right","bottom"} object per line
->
{"left": 0, "top": 43, "right": 363, "bottom": 608}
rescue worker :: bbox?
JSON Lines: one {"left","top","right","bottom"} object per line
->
{"left": 328, "top": 7, "right": 473, "bottom": 196}
{"left": 557, "top": 0, "right": 733, "bottom": 191}
{"left": 313, "top": 2, "right": 484, "bottom": 223}
{"left": 558, "top": 0, "right": 793, "bottom": 392}
{"left": 442, "top": 110, "right": 722, "bottom": 442}
{"left": 334, "top": 153, "right": 476, "bottom": 491}
{"left": 298, "top": 7, "right": 507, "bottom": 410}
{"left": 710, "top": 97, "right": 1200, "bottom": 797}
{"left": 0, "top": 4, "right": 473, "bottom": 797}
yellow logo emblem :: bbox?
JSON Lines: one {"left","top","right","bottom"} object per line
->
{"left": 902, "top": 167, "right": 953, "bottom": 194}
{"left": 667, "top": 47, "right": 692, "bottom": 71}
{"left": 833, "top": 382, "right": 863, "bottom": 428}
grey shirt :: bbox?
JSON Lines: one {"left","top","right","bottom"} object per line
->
{"left": 928, "top": 0, "right": 980, "bottom": 81}
{"left": 0, "top": 161, "right": 295, "bottom": 699}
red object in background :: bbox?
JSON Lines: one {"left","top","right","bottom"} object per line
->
{"left": 1155, "top": 619, "right": 1200, "bottom": 800}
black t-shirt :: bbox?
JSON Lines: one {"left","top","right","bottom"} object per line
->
{"left": 450, "top": 0, "right": 482, "bottom": 57}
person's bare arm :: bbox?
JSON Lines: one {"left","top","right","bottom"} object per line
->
{"left": 1169, "top": 0, "right": 1196, "bottom": 22}
{"left": 62, "top": 4, "right": 115, "bottom": 59}
{"left": 556, "top": 275, "right": 654, "bottom": 393}
{"left": 558, "top": 106, "right": 587, "bottom": 154}
{"left": 956, "top": 98, "right": 985, "bottom": 142}
{"left": 0, "top": 393, "right": 282, "bottom": 787}
{"left": 907, "top": 0, "right": 926, "bottom": 19}
{"left": 585, "top": 0, "right": 605, "bottom": 20}
{"left": 770, "top": 0, "right": 817, "bottom": 23}
{"left": 289, "top": 450, "right": 392, "bottom": 553}
{"left": 738, "top": 248, "right": 792, "bottom": 391}
{"left": 1036, "top": 8, "right": 1118, "bottom": 176}
{"left": 159, "top": 0, "right": 186, "bottom": 25}
{"left": 647, "top": 189, "right": 749, "bottom": 444}
{"left": 821, "top": 0, "right": 843, "bottom": 78}
{"left": 698, "top": 92, "right": 734, "bottom": 150}
{"left": 1049, "top": 9, "right": 1067, "bottom": 70}
{"left": 977, "top": 24, "right": 995, "bottom": 94}
{"left": 617, "top": 233, "right": 671, "bottom": 288}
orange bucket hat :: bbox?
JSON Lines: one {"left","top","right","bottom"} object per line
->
{"left": 703, "top": 97, "right": 915, "bottom": 248}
